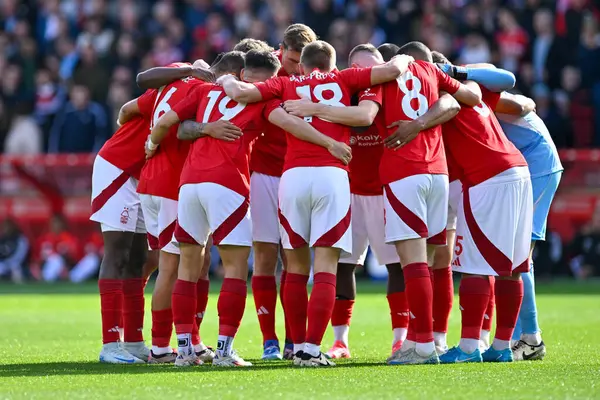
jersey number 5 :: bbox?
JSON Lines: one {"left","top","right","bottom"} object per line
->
{"left": 397, "top": 71, "right": 429, "bottom": 120}
{"left": 296, "top": 83, "right": 344, "bottom": 123}
{"left": 203, "top": 91, "right": 246, "bottom": 122}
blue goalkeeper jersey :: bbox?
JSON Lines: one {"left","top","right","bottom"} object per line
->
{"left": 496, "top": 111, "right": 563, "bottom": 178}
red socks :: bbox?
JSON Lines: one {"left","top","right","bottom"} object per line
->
{"left": 387, "top": 291, "right": 409, "bottom": 330}
{"left": 331, "top": 299, "right": 354, "bottom": 327}
{"left": 459, "top": 276, "right": 491, "bottom": 339}
{"left": 280, "top": 270, "right": 292, "bottom": 341}
{"left": 403, "top": 263, "right": 433, "bottom": 343}
{"left": 193, "top": 278, "right": 210, "bottom": 345}
{"left": 218, "top": 278, "right": 247, "bottom": 337}
{"left": 172, "top": 279, "right": 196, "bottom": 336}
{"left": 433, "top": 267, "right": 454, "bottom": 334}
{"left": 494, "top": 279, "right": 524, "bottom": 341}
{"left": 306, "top": 272, "right": 336, "bottom": 345}
{"left": 252, "top": 275, "right": 278, "bottom": 342}
{"left": 482, "top": 276, "right": 495, "bottom": 331}
{"left": 151, "top": 309, "right": 173, "bottom": 348}
{"left": 99, "top": 279, "right": 122, "bottom": 344}
{"left": 283, "top": 272, "right": 309, "bottom": 345}
{"left": 123, "top": 278, "right": 145, "bottom": 343}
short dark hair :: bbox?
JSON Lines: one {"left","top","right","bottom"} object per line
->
{"left": 432, "top": 51, "right": 450, "bottom": 65}
{"left": 211, "top": 51, "right": 246, "bottom": 77}
{"left": 348, "top": 43, "right": 379, "bottom": 64}
{"left": 233, "top": 38, "right": 274, "bottom": 53}
{"left": 377, "top": 43, "right": 400, "bottom": 62}
{"left": 244, "top": 50, "right": 281, "bottom": 74}
{"left": 282, "top": 23, "right": 317, "bottom": 52}
{"left": 398, "top": 41, "right": 432, "bottom": 62}
{"left": 300, "top": 40, "right": 335, "bottom": 71}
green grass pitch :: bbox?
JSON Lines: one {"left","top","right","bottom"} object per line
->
{"left": 0, "top": 281, "right": 599, "bottom": 399}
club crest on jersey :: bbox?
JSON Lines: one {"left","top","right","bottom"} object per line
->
{"left": 120, "top": 208, "right": 130, "bottom": 224}
{"left": 349, "top": 136, "right": 357, "bottom": 146}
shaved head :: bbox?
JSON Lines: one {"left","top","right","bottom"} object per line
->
{"left": 348, "top": 43, "right": 384, "bottom": 68}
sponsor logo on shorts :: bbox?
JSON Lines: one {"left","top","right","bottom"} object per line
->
{"left": 120, "top": 207, "right": 130, "bottom": 224}
{"left": 452, "top": 257, "right": 462, "bottom": 267}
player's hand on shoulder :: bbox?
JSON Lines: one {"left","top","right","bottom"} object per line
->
{"left": 283, "top": 98, "right": 318, "bottom": 117}
{"left": 205, "top": 120, "right": 243, "bottom": 142}
{"left": 327, "top": 140, "right": 352, "bottom": 165}
{"left": 384, "top": 119, "right": 424, "bottom": 150}
{"left": 215, "top": 73, "right": 238, "bottom": 86}
{"left": 191, "top": 66, "right": 216, "bottom": 83}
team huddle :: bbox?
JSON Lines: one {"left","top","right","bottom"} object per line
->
{"left": 90, "top": 23, "right": 562, "bottom": 367}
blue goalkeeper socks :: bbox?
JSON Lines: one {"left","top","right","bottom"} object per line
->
{"left": 513, "top": 264, "right": 540, "bottom": 341}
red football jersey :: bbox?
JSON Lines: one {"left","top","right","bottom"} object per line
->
{"left": 349, "top": 86, "right": 385, "bottom": 196}
{"left": 137, "top": 77, "right": 203, "bottom": 200}
{"left": 254, "top": 67, "right": 373, "bottom": 171}
{"left": 378, "top": 61, "right": 461, "bottom": 185}
{"left": 442, "top": 86, "right": 527, "bottom": 187}
{"left": 98, "top": 90, "right": 155, "bottom": 180}
{"left": 172, "top": 84, "right": 281, "bottom": 196}
{"left": 248, "top": 50, "right": 290, "bottom": 177}
{"left": 446, "top": 148, "right": 463, "bottom": 183}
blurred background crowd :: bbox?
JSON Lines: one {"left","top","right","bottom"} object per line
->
{"left": 1, "top": 0, "right": 599, "bottom": 283}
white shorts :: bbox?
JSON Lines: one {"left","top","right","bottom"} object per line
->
{"left": 446, "top": 179, "right": 462, "bottom": 231}
{"left": 339, "top": 194, "right": 400, "bottom": 266}
{"left": 383, "top": 174, "right": 449, "bottom": 245}
{"left": 278, "top": 167, "right": 351, "bottom": 255}
{"left": 452, "top": 166, "right": 533, "bottom": 277}
{"left": 139, "top": 194, "right": 179, "bottom": 254}
{"left": 175, "top": 183, "right": 251, "bottom": 247}
{"left": 90, "top": 155, "right": 145, "bottom": 233}
{"left": 250, "top": 172, "right": 280, "bottom": 244}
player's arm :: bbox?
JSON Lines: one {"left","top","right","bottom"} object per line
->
{"left": 268, "top": 108, "right": 352, "bottom": 165}
{"left": 369, "top": 54, "right": 414, "bottom": 86}
{"left": 177, "top": 120, "right": 243, "bottom": 142}
{"left": 384, "top": 93, "right": 460, "bottom": 149}
{"left": 451, "top": 81, "right": 482, "bottom": 107}
{"left": 494, "top": 92, "right": 536, "bottom": 116}
{"left": 219, "top": 74, "right": 264, "bottom": 103}
{"left": 283, "top": 98, "right": 379, "bottom": 127}
{"left": 150, "top": 110, "right": 180, "bottom": 150}
{"left": 117, "top": 98, "right": 140, "bottom": 126}
{"left": 136, "top": 64, "right": 215, "bottom": 89}
{"left": 438, "top": 63, "right": 516, "bottom": 92}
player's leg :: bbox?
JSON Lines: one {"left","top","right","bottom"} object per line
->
{"left": 512, "top": 171, "right": 560, "bottom": 360}
{"left": 300, "top": 167, "right": 351, "bottom": 367}
{"left": 384, "top": 175, "right": 443, "bottom": 365}
{"left": 250, "top": 172, "right": 283, "bottom": 359}
{"left": 213, "top": 244, "right": 252, "bottom": 367}
{"left": 194, "top": 237, "right": 213, "bottom": 361}
{"left": 326, "top": 194, "right": 368, "bottom": 359}
{"left": 385, "top": 263, "right": 407, "bottom": 355}
{"left": 480, "top": 276, "right": 495, "bottom": 351}
{"left": 430, "top": 230, "right": 455, "bottom": 354}
{"left": 98, "top": 229, "right": 144, "bottom": 363}
{"left": 485, "top": 170, "right": 533, "bottom": 362}
{"left": 121, "top": 232, "right": 150, "bottom": 361}
{"left": 278, "top": 168, "right": 312, "bottom": 363}
{"left": 172, "top": 184, "right": 210, "bottom": 367}
{"left": 90, "top": 156, "right": 145, "bottom": 363}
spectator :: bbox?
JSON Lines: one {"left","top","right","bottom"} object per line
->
{"left": 457, "top": 33, "right": 491, "bottom": 65}
{"left": 569, "top": 207, "right": 600, "bottom": 280}
{"left": 69, "top": 228, "right": 103, "bottom": 283}
{"left": 4, "top": 101, "right": 42, "bottom": 154}
{"left": 55, "top": 36, "right": 79, "bottom": 82}
{"left": 72, "top": 44, "right": 110, "bottom": 103}
{"left": 496, "top": 8, "right": 529, "bottom": 73}
{"left": 37, "top": 214, "right": 79, "bottom": 282}
{"left": 0, "top": 218, "right": 29, "bottom": 283}
{"left": 33, "top": 68, "right": 65, "bottom": 148}
{"left": 48, "top": 84, "right": 107, "bottom": 153}
{"left": 76, "top": 16, "right": 115, "bottom": 56}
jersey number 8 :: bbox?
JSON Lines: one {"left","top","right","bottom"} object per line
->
{"left": 398, "top": 71, "right": 429, "bottom": 120}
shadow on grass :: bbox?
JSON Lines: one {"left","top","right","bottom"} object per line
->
{"left": 0, "top": 359, "right": 390, "bottom": 378}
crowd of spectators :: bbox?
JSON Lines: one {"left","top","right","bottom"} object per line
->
{"left": 0, "top": 0, "right": 599, "bottom": 154}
